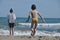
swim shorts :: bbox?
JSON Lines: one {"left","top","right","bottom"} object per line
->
{"left": 9, "top": 23, "right": 14, "bottom": 28}
{"left": 32, "top": 18, "right": 38, "bottom": 23}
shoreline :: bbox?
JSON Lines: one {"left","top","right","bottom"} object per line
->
{"left": 0, "top": 35, "right": 60, "bottom": 40}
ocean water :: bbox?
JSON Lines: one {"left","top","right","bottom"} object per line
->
{"left": 0, "top": 17, "right": 60, "bottom": 36}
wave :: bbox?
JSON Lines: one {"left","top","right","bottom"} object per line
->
{"left": 18, "top": 23, "right": 60, "bottom": 26}
{"left": 18, "top": 23, "right": 60, "bottom": 28}
{"left": 0, "top": 29, "right": 60, "bottom": 36}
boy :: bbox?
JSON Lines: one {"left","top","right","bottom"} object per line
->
{"left": 8, "top": 8, "right": 16, "bottom": 35}
{"left": 26, "top": 4, "right": 45, "bottom": 36}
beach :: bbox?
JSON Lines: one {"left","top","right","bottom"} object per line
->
{"left": 0, "top": 35, "right": 60, "bottom": 40}
{"left": 0, "top": 17, "right": 60, "bottom": 40}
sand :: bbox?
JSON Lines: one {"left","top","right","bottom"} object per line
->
{"left": 0, "top": 35, "right": 60, "bottom": 40}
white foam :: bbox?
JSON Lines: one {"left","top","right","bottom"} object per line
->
{"left": 53, "top": 33, "right": 60, "bottom": 36}
{"left": 0, "top": 29, "right": 9, "bottom": 35}
{"left": 19, "top": 23, "right": 60, "bottom": 26}
{"left": 0, "top": 29, "right": 60, "bottom": 36}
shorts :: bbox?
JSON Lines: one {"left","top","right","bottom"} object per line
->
{"left": 32, "top": 18, "right": 38, "bottom": 23}
{"left": 9, "top": 23, "right": 14, "bottom": 28}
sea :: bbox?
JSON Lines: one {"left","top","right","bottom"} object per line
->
{"left": 0, "top": 17, "right": 60, "bottom": 36}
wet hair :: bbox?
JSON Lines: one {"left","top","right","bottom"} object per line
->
{"left": 31, "top": 4, "right": 36, "bottom": 10}
{"left": 10, "top": 8, "right": 13, "bottom": 13}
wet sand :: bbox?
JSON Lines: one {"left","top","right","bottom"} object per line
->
{"left": 0, "top": 35, "right": 60, "bottom": 40}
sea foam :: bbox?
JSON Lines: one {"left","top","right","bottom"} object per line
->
{"left": 0, "top": 29, "right": 60, "bottom": 36}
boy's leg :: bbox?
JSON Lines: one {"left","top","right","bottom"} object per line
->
{"left": 33, "top": 23, "right": 37, "bottom": 35}
{"left": 11, "top": 28, "right": 14, "bottom": 35}
{"left": 31, "top": 22, "right": 34, "bottom": 36}
{"left": 9, "top": 23, "right": 12, "bottom": 35}
{"left": 10, "top": 28, "right": 11, "bottom": 35}
{"left": 11, "top": 23, "right": 14, "bottom": 35}
{"left": 31, "top": 22, "right": 34, "bottom": 31}
{"left": 31, "top": 22, "right": 34, "bottom": 29}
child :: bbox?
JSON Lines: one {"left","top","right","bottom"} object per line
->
{"left": 26, "top": 4, "right": 45, "bottom": 36}
{"left": 8, "top": 8, "right": 16, "bottom": 35}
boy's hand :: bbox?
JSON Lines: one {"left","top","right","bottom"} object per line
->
{"left": 43, "top": 20, "right": 46, "bottom": 23}
{"left": 26, "top": 20, "right": 29, "bottom": 22}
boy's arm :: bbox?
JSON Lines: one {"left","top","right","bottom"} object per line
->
{"left": 14, "top": 14, "right": 16, "bottom": 23}
{"left": 26, "top": 14, "right": 30, "bottom": 22}
{"left": 8, "top": 15, "right": 9, "bottom": 23}
{"left": 14, "top": 17, "right": 16, "bottom": 26}
{"left": 38, "top": 13, "right": 46, "bottom": 23}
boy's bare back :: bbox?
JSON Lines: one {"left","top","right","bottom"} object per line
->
{"left": 30, "top": 10, "right": 39, "bottom": 18}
